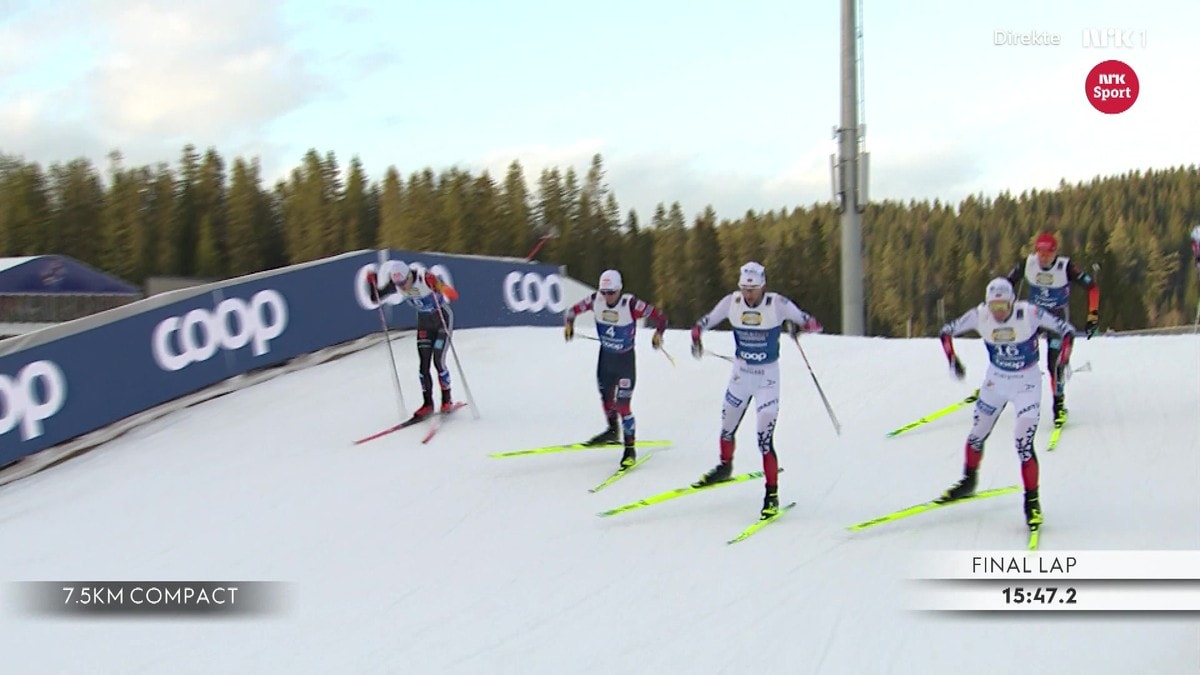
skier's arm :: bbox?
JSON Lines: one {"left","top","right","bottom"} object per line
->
{"left": 690, "top": 294, "right": 734, "bottom": 357}
{"left": 631, "top": 297, "right": 668, "bottom": 348}
{"left": 938, "top": 308, "right": 979, "bottom": 379}
{"left": 778, "top": 297, "right": 822, "bottom": 337}
{"left": 426, "top": 271, "right": 459, "bottom": 302}
{"left": 1066, "top": 261, "right": 1099, "bottom": 337}
{"left": 563, "top": 294, "right": 596, "bottom": 341}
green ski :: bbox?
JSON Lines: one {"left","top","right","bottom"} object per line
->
{"left": 598, "top": 468, "right": 779, "bottom": 518}
{"left": 727, "top": 501, "right": 798, "bottom": 544}
{"left": 588, "top": 454, "right": 654, "bottom": 493}
{"left": 1028, "top": 526, "right": 1040, "bottom": 550}
{"left": 490, "top": 440, "right": 671, "bottom": 458}
{"left": 886, "top": 389, "right": 979, "bottom": 438}
{"left": 847, "top": 485, "right": 1021, "bottom": 531}
{"left": 1046, "top": 412, "right": 1067, "bottom": 451}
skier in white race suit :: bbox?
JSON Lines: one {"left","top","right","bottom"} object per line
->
{"left": 936, "top": 276, "right": 1076, "bottom": 532}
{"left": 688, "top": 261, "right": 823, "bottom": 520}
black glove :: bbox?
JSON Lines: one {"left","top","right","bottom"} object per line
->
{"left": 1085, "top": 309, "right": 1099, "bottom": 339}
{"left": 950, "top": 355, "right": 966, "bottom": 380}
{"left": 783, "top": 320, "right": 799, "bottom": 339}
{"left": 564, "top": 317, "right": 574, "bottom": 342}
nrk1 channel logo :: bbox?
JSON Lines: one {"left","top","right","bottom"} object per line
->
{"left": 0, "top": 360, "right": 67, "bottom": 441}
{"left": 151, "top": 290, "right": 289, "bottom": 372}
{"left": 503, "top": 271, "right": 566, "bottom": 313}
{"left": 1086, "top": 60, "right": 1139, "bottom": 114}
{"left": 353, "top": 262, "right": 455, "bottom": 310}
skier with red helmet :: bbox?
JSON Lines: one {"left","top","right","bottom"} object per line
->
{"left": 1003, "top": 232, "right": 1098, "bottom": 427}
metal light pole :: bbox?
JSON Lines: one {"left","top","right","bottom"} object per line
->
{"left": 832, "top": 0, "right": 868, "bottom": 335}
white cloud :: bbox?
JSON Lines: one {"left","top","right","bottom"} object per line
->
{"left": 0, "top": 0, "right": 324, "bottom": 173}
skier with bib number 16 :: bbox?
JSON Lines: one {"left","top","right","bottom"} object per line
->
{"left": 688, "top": 261, "right": 822, "bottom": 520}
{"left": 564, "top": 269, "right": 668, "bottom": 471}
{"left": 936, "top": 277, "right": 1076, "bottom": 532}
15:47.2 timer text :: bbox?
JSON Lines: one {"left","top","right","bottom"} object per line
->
{"left": 1002, "top": 587, "right": 1078, "bottom": 605}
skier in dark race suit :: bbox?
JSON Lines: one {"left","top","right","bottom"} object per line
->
{"left": 564, "top": 269, "right": 667, "bottom": 470}
{"left": 367, "top": 259, "right": 461, "bottom": 419}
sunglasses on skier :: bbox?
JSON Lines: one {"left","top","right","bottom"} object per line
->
{"left": 599, "top": 289, "right": 618, "bottom": 296}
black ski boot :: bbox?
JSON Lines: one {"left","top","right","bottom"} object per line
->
{"left": 585, "top": 423, "right": 619, "bottom": 446}
{"left": 761, "top": 485, "right": 780, "bottom": 519}
{"left": 1024, "top": 488, "right": 1043, "bottom": 529}
{"left": 692, "top": 462, "right": 733, "bottom": 488}
{"left": 935, "top": 468, "right": 977, "bottom": 504}
{"left": 1052, "top": 395, "right": 1067, "bottom": 429}
{"left": 620, "top": 444, "right": 636, "bottom": 469}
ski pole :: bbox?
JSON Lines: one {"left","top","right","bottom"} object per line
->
{"left": 791, "top": 334, "right": 841, "bottom": 436}
{"left": 432, "top": 294, "right": 479, "bottom": 419}
{"left": 373, "top": 298, "right": 407, "bottom": 418}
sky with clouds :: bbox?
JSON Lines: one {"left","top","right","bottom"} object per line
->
{"left": 2, "top": 0, "right": 1198, "bottom": 222}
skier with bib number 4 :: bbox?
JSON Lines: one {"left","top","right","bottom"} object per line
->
{"left": 689, "top": 262, "right": 822, "bottom": 520}
{"left": 937, "top": 277, "right": 1076, "bottom": 531}
{"left": 564, "top": 269, "right": 667, "bottom": 470}
{"left": 366, "top": 259, "right": 461, "bottom": 420}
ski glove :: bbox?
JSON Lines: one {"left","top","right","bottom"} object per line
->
{"left": 564, "top": 317, "right": 574, "bottom": 342}
{"left": 940, "top": 333, "right": 965, "bottom": 379}
{"left": 1085, "top": 309, "right": 1099, "bottom": 339}
{"left": 651, "top": 331, "right": 663, "bottom": 349}
{"left": 366, "top": 271, "right": 380, "bottom": 302}
{"left": 951, "top": 356, "right": 966, "bottom": 380}
{"left": 690, "top": 324, "right": 703, "bottom": 359}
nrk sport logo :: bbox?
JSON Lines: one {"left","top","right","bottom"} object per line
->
{"left": 504, "top": 271, "right": 566, "bottom": 313}
{"left": 353, "top": 262, "right": 455, "bottom": 310}
{"left": 152, "top": 290, "right": 289, "bottom": 372}
{"left": 0, "top": 360, "right": 67, "bottom": 441}
{"left": 1086, "top": 59, "right": 1138, "bottom": 114}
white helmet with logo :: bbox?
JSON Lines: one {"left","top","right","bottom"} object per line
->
{"left": 739, "top": 262, "right": 766, "bottom": 289}
{"left": 598, "top": 269, "right": 622, "bottom": 294}
{"left": 985, "top": 277, "right": 1015, "bottom": 305}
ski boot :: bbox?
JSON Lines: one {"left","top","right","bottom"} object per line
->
{"left": 761, "top": 485, "right": 780, "bottom": 519}
{"left": 1052, "top": 395, "right": 1067, "bottom": 429}
{"left": 691, "top": 462, "right": 733, "bottom": 488}
{"left": 935, "top": 469, "right": 977, "bottom": 504}
{"left": 1024, "top": 488, "right": 1043, "bottom": 529}
{"left": 619, "top": 444, "right": 636, "bottom": 470}
{"left": 439, "top": 387, "right": 455, "bottom": 413}
{"left": 584, "top": 418, "right": 620, "bottom": 446}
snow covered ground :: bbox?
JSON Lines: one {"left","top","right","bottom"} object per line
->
{"left": 0, "top": 325, "right": 1196, "bottom": 673}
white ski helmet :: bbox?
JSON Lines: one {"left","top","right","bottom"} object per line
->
{"left": 379, "top": 259, "right": 409, "bottom": 287}
{"left": 739, "top": 262, "right": 766, "bottom": 289}
{"left": 1192, "top": 224, "right": 1200, "bottom": 242}
{"left": 985, "top": 277, "right": 1015, "bottom": 305}
{"left": 598, "top": 269, "right": 622, "bottom": 294}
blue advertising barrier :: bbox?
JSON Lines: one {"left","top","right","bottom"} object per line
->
{"left": 0, "top": 250, "right": 570, "bottom": 467}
